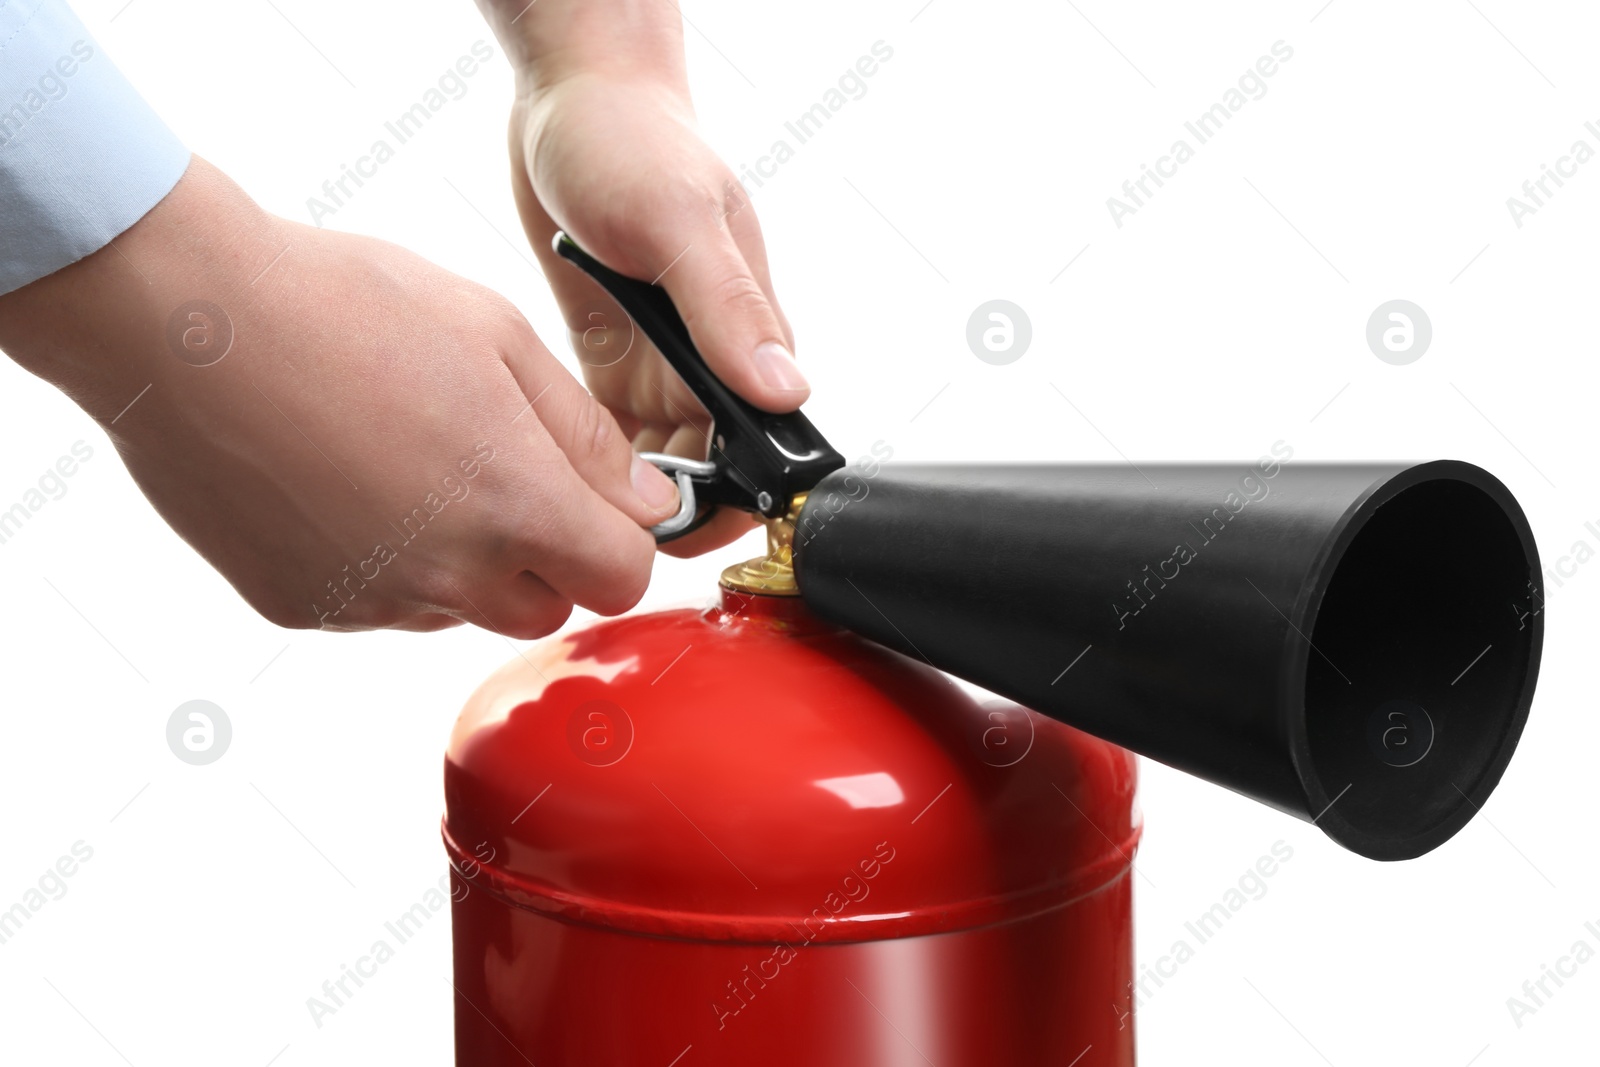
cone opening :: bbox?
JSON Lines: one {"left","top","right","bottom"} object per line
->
{"left": 1298, "top": 467, "right": 1539, "bottom": 860}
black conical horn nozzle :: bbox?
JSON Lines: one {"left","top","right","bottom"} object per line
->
{"left": 793, "top": 459, "right": 1543, "bottom": 861}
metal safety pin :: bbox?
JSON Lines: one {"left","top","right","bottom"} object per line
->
{"left": 639, "top": 453, "right": 719, "bottom": 540}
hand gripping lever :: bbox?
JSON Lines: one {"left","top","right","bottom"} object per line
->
{"left": 553, "top": 233, "right": 845, "bottom": 541}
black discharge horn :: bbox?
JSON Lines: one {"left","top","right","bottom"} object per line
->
{"left": 554, "top": 232, "right": 1545, "bottom": 862}
{"left": 792, "top": 461, "right": 1543, "bottom": 860}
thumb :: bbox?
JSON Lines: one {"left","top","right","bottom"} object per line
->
{"left": 655, "top": 231, "right": 810, "bottom": 413}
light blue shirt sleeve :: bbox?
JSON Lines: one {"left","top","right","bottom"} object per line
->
{"left": 0, "top": 0, "right": 190, "bottom": 294}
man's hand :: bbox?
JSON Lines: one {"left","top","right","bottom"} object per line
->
{"left": 477, "top": 0, "right": 808, "bottom": 554}
{"left": 0, "top": 157, "right": 681, "bottom": 636}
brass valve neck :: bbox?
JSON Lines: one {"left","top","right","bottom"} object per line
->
{"left": 719, "top": 493, "right": 805, "bottom": 596}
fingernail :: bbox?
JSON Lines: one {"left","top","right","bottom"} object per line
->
{"left": 631, "top": 453, "right": 680, "bottom": 513}
{"left": 752, "top": 342, "right": 810, "bottom": 392}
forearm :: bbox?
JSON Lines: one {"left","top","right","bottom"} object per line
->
{"left": 474, "top": 0, "right": 687, "bottom": 94}
{"left": 0, "top": 158, "right": 283, "bottom": 426}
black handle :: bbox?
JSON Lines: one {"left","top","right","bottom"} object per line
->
{"left": 554, "top": 233, "right": 843, "bottom": 519}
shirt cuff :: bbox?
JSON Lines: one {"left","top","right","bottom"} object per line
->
{"left": 0, "top": 0, "right": 190, "bottom": 295}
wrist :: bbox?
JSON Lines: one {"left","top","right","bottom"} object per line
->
{"left": 480, "top": 0, "right": 688, "bottom": 99}
{"left": 0, "top": 157, "right": 283, "bottom": 420}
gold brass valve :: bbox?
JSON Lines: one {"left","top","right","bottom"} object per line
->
{"left": 719, "top": 493, "right": 805, "bottom": 596}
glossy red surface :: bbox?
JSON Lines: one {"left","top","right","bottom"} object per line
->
{"left": 444, "top": 586, "right": 1140, "bottom": 1065}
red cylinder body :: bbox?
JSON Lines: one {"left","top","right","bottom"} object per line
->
{"left": 443, "top": 587, "right": 1140, "bottom": 1066}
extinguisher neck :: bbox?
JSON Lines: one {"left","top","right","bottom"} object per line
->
{"left": 719, "top": 492, "right": 806, "bottom": 597}
{"left": 712, "top": 585, "right": 830, "bottom": 630}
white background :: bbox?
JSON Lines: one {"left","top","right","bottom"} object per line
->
{"left": 1, "top": 0, "right": 1596, "bottom": 1064}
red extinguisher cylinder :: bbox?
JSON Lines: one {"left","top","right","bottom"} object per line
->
{"left": 444, "top": 587, "right": 1139, "bottom": 1066}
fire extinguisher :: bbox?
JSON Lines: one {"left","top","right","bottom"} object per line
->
{"left": 440, "top": 235, "right": 1543, "bottom": 1065}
